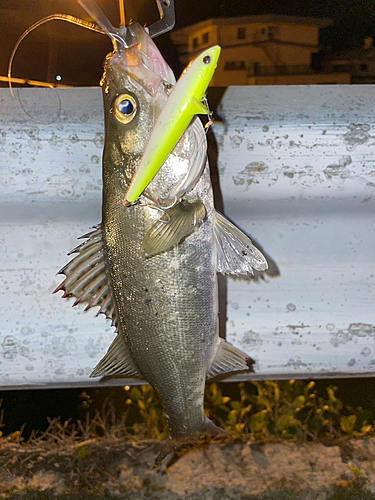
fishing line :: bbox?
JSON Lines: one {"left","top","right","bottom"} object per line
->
{"left": 8, "top": 14, "right": 105, "bottom": 124}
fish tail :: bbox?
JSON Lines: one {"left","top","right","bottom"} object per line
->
{"left": 202, "top": 416, "right": 223, "bottom": 436}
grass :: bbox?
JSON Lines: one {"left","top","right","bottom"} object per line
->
{"left": 0, "top": 381, "right": 374, "bottom": 498}
{"left": 0, "top": 380, "right": 374, "bottom": 444}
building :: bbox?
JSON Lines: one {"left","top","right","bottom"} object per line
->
{"left": 170, "top": 15, "right": 351, "bottom": 86}
{"left": 327, "top": 38, "right": 375, "bottom": 84}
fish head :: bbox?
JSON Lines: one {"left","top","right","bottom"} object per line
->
{"left": 101, "top": 23, "right": 176, "bottom": 190}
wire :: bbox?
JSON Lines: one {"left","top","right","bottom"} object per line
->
{"left": 7, "top": 14, "right": 105, "bottom": 124}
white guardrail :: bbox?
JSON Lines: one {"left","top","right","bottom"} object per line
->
{"left": 0, "top": 85, "right": 374, "bottom": 389}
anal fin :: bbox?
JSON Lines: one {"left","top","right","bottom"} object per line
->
{"left": 90, "top": 334, "right": 144, "bottom": 379}
{"left": 207, "top": 338, "right": 254, "bottom": 380}
{"left": 213, "top": 211, "right": 268, "bottom": 276}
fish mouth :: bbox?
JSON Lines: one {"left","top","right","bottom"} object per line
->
{"left": 106, "top": 22, "right": 175, "bottom": 96}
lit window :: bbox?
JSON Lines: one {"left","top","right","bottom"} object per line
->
{"left": 202, "top": 32, "right": 209, "bottom": 44}
{"left": 237, "top": 27, "right": 246, "bottom": 40}
{"left": 193, "top": 37, "right": 198, "bottom": 49}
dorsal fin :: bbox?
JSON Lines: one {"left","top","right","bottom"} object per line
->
{"left": 54, "top": 224, "right": 118, "bottom": 331}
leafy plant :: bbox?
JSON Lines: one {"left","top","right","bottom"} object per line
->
{"left": 124, "top": 385, "right": 169, "bottom": 440}
{"left": 0, "top": 381, "right": 373, "bottom": 444}
{"left": 204, "top": 380, "right": 374, "bottom": 441}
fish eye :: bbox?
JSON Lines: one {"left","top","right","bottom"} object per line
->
{"left": 202, "top": 55, "right": 211, "bottom": 65}
{"left": 112, "top": 94, "right": 137, "bottom": 124}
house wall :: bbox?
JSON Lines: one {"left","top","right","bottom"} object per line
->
{"left": 247, "top": 72, "right": 351, "bottom": 86}
{"left": 183, "top": 21, "right": 329, "bottom": 87}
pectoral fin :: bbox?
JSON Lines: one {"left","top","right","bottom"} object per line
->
{"left": 207, "top": 338, "right": 254, "bottom": 380}
{"left": 141, "top": 199, "right": 206, "bottom": 258}
{"left": 90, "top": 334, "right": 144, "bottom": 379}
{"left": 213, "top": 212, "right": 268, "bottom": 275}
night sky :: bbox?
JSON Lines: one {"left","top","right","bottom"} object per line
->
{"left": 0, "top": 0, "right": 375, "bottom": 86}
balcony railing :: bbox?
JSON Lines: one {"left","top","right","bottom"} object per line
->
{"left": 248, "top": 64, "right": 315, "bottom": 77}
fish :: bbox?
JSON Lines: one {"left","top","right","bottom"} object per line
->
{"left": 124, "top": 45, "right": 221, "bottom": 205}
{"left": 55, "top": 21, "right": 268, "bottom": 440}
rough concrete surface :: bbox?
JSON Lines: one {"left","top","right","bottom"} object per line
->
{"left": 1, "top": 437, "right": 375, "bottom": 499}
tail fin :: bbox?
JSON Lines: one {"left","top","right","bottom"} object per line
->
{"left": 202, "top": 416, "right": 223, "bottom": 436}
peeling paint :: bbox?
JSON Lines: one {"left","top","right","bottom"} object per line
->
{"left": 323, "top": 163, "right": 350, "bottom": 181}
{"left": 240, "top": 331, "right": 263, "bottom": 351}
{"left": 348, "top": 323, "right": 375, "bottom": 336}
{"left": 343, "top": 123, "right": 370, "bottom": 151}
{"left": 232, "top": 161, "right": 268, "bottom": 189}
{"left": 229, "top": 135, "right": 243, "bottom": 149}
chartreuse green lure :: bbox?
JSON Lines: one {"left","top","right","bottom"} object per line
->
{"left": 123, "top": 45, "right": 221, "bottom": 205}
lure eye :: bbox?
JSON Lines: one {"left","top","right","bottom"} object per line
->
{"left": 112, "top": 94, "right": 137, "bottom": 124}
{"left": 202, "top": 55, "right": 211, "bottom": 65}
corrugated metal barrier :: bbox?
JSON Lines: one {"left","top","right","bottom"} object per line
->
{"left": 0, "top": 85, "right": 374, "bottom": 389}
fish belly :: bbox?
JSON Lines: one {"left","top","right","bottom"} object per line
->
{"left": 103, "top": 183, "right": 217, "bottom": 437}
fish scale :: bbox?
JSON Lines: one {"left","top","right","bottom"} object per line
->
{"left": 102, "top": 175, "right": 217, "bottom": 435}
{"left": 55, "top": 22, "right": 268, "bottom": 440}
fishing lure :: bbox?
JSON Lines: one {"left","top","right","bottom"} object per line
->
{"left": 123, "top": 45, "right": 221, "bottom": 205}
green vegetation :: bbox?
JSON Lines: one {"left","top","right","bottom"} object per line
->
{"left": 204, "top": 380, "right": 373, "bottom": 441}
{"left": 84, "top": 380, "right": 374, "bottom": 442}
{"left": 0, "top": 381, "right": 373, "bottom": 498}
{"left": 0, "top": 380, "right": 373, "bottom": 444}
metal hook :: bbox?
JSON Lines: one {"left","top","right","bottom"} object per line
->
{"left": 79, "top": 0, "right": 175, "bottom": 56}
{"left": 78, "top": 0, "right": 137, "bottom": 54}
{"left": 148, "top": 0, "right": 175, "bottom": 39}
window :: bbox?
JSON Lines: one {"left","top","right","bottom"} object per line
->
{"left": 192, "top": 37, "right": 198, "bottom": 49}
{"left": 268, "top": 27, "right": 275, "bottom": 40}
{"left": 202, "top": 32, "right": 209, "bottom": 44}
{"left": 237, "top": 27, "right": 246, "bottom": 40}
{"left": 360, "top": 63, "right": 368, "bottom": 72}
{"left": 224, "top": 61, "right": 246, "bottom": 71}
{"left": 253, "top": 62, "right": 261, "bottom": 76}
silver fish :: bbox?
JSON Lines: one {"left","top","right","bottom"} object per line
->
{"left": 55, "top": 24, "right": 267, "bottom": 438}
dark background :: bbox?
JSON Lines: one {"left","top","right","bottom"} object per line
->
{"left": 1, "top": 0, "right": 375, "bottom": 86}
{"left": 1, "top": 378, "right": 375, "bottom": 439}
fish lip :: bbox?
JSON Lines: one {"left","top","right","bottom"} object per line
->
{"left": 106, "top": 24, "right": 176, "bottom": 88}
